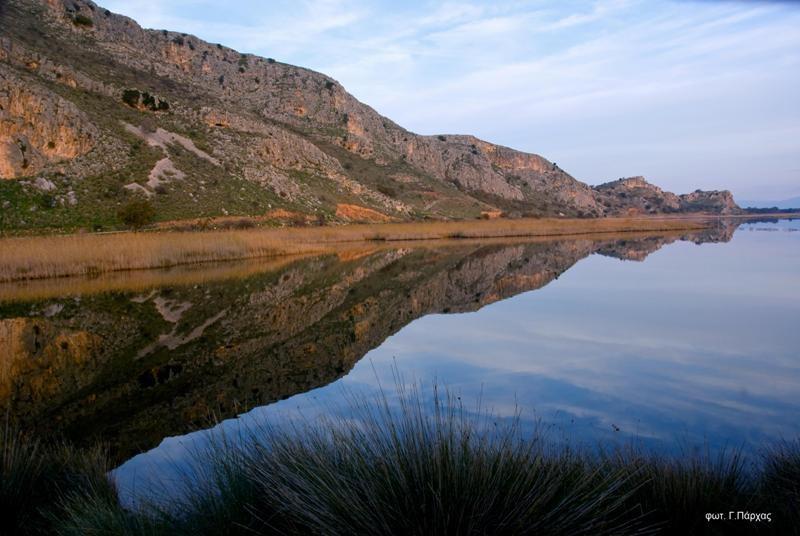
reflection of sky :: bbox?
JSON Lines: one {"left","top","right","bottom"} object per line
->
{"left": 115, "top": 221, "right": 800, "bottom": 505}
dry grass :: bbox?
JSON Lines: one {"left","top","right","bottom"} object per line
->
{"left": 0, "top": 216, "right": 712, "bottom": 283}
{"left": 0, "top": 230, "right": 701, "bottom": 303}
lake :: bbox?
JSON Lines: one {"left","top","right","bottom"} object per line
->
{"left": 1, "top": 218, "right": 798, "bottom": 504}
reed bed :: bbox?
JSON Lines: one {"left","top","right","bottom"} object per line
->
{"left": 0, "top": 216, "right": 711, "bottom": 283}
{"left": 0, "top": 230, "right": 696, "bottom": 303}
{"left": 3, "top": 384, "right": 798, "bottom": 535}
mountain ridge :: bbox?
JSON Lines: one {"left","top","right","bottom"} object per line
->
{"left": 0, "top": 0, "right": 741, "bottom": 233}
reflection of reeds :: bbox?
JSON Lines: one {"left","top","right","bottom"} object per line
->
{"left": 0, "top": 230, "right": 698, "bottom": 303}
{"left": 0, "top": 217, "right": 712, "bottom": 283}
{"left": 0, "top": 254, "right": 311, "bottom": 303}
{"left": 4, "top": 384, "right": 798, "bottom": 535}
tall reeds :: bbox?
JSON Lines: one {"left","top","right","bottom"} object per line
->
{"left": 0, "top": 217, "right": 711, "bottom": 283}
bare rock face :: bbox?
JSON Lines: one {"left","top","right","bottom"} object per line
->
{"left": 679, "top": 190, "right": 740, "bottom": 215}
{"left": 0, "top": 66, "right": 97, "bottom": 178}
{"left": 594, "top": 176, "right": 741, "bottom": 216}
{"left": 0, "top": 0, "right": 740, "bottom": 226}
{"left": 594, "top": 176, "right": 681, "bottom": 215}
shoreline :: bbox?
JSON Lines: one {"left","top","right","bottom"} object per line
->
{"left": 0, "top": 214, "right": 793, "bottom": 284}
{"left": 0, "top": 228, "right": 703, "bottom": 303}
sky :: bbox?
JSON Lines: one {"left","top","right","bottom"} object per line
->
{"left": 100, "top": 0, "right": 800, "bottom": 201}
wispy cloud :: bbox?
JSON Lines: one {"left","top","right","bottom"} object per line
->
{"left": 101, "top": 0, "right": 800, "bottom": 199}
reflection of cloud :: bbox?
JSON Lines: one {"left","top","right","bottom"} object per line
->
{"left": 113, "top": 225, "right": 800, "bottom": 506}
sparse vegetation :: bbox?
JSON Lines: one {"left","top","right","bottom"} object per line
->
{"left": 72, "top": 14, "right": 93, "bottom": 27}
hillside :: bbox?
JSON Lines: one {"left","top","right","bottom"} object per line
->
{"left": 0, "top": 0, "right": 741, "bottom": 233}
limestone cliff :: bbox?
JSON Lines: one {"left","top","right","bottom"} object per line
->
{"left": 0, "top": 0, "right": 740, "bottom": 232}
{"left": 0, "top": 66, "right": 97, "bottom": 177}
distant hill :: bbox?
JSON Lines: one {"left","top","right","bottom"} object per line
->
{"left": 0, "top": 0, "right": 742, "bottom": 233}
{"left": 738, "top": 197, "right": 800, "bottom": 210}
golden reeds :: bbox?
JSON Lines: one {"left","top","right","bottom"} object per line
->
{"left": 0, "top": 216, "right": 711, "bottom": 283}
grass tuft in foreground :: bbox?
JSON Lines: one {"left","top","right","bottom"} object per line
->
{"left": 3, "top": 385, "right": 799, "bottom": 535}
{"left": 0, "top": 422, "right": 117, "bottom": 536}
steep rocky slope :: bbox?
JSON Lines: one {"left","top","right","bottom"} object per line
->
{"left": 0, "top": 0, "right": 740, "bottom": 233}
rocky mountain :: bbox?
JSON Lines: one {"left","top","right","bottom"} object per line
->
{"left": 0, "top": 0, "right": 741, "bottom": 233}
{"left": 595, "top": 177, "right": 740, "bottom": 215}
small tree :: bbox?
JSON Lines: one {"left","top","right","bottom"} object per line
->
{"left": 122, "top": 89, "right": 141, "bottom": 108}
{"left": 117, "top": 199, "right": 155, "bottom": 230}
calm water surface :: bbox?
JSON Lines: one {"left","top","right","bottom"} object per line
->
{"left": 0, "top": 219, "right": 797, "bottom": 503}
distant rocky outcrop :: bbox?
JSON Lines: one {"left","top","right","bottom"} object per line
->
{"left": 678, "top": 189, "right": 740, "bottom": 215}
{"left": 594, "top": 177, "right": 742, "bottom": 216}
{"left": 0, "top": 0, "right": 740, "bottom": 232}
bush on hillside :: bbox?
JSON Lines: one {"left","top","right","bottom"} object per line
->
{"left": 72, "top": 14, "right": 93, "bottom": 27}
{"left": 117, "top": 199, "right": 155, "bottom": 230}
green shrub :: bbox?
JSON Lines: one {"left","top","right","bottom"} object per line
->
{"left": 72, "top": 14, "right": 93, "bottom": 27}
{"left": 121, "top": 89, "right": 140, "bottom": 108}
{"left": 117, "top": 199, "right": 156, "bottom": 230}
{"left": 37, "top": 194, "right": 54, "bottom": 210}
{"left": 377, "top": 184, "right": 397, "bottom": 197}
{"left": 141, "top": 92, "right": 156, "bottom": 109}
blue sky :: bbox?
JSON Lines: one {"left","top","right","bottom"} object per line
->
{"left": 101, "top": 0, "right": 800, "bottom": 201}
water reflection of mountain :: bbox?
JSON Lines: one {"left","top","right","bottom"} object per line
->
{"left": 0, "top": 226, "right": 734, "bottom": 460}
